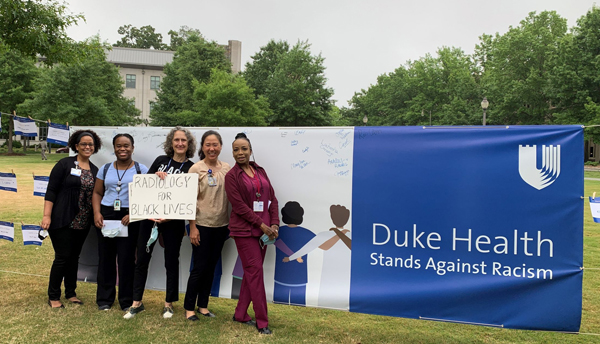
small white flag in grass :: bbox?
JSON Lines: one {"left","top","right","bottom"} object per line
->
{"left": 0, "top": 221, "right": 14, "bottom": 242}
{"left": 590, "top": 192, "right": 600, "bottom": 223}
{"left": 0, "top": 172, "right": 17, "bottom": 192}
{"left": 22, "top": 224, "right": 43, "bottom": 246}
{"left": 33, "top": 175, "right": 49, "bottom": 197}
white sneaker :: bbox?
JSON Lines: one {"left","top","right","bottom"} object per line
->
{"left": 123, "top": 304, "right": 145, "bottom": 319}
{"left": 162, "top": 306, "right": 174, "bottom": 319}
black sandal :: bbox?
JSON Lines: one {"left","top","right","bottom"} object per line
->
{"left": 47, "top": 300, "right": 64, "bottom": 308}
{"left": 68, "top": 298, "right": 83, "bottom": 305}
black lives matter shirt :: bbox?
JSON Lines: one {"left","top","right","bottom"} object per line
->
{"left": 148, "top": 155, "right": 194, "bottom": 174}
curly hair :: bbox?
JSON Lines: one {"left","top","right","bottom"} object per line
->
{"left": 68, "top": 129, "right": 102, "bottom": 154}
{"left": 163, "top": 126, "right": 196, "bottom": 159}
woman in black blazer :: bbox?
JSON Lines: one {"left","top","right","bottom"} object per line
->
{"left": 41, "top": 130, "right": 102, "bottom": 308}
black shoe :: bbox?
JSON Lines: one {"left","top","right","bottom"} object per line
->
{"left": 47, "top": 300, "right": 64, "bottom": 308}
{"left": 187, "top": 314, "right": 200, "bottom": 321}
{"left": 198, "top": 309, "right": 215, "bottom": 318}
{"left": 232, "top": 316, "right": 256, "bottom": 327}
{"left": 257, "top": 327, "right": 272, "bottom": 335}
{"left": 98, "top": 305, "right": 111, "bottom": 311}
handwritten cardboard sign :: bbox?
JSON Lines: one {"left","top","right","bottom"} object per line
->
{"left": 129, "top": 173, "right": 198, "bottom": 222}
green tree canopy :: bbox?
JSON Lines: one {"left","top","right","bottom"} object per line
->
{"left": 167, "top": 26, "right": 203, "bottom": 51}
{"left": 244, "top": 40, "right": 334, "bottom": 126}
{"left": 0, "top": 0, "right": 93, "bottom": 65}
{"left": 19, "top": 40, "right": 140, "bottom": 126}
{"left": 244, "top": 40, "right": 290, "bottom": 96}
{"left": 159, "top": 69, "right": 270, "bottom": 127}
{"left": 345, "top": 47, "right": 482, "bottom": 126}
{"left": 475, "top": 11, "right": 567, "bottom": 125}
{"left": 114, "top": 24, "right": 167, "bottom": 50}
{"left": 150, "top": 34, "right": 231, "bottom": 125}
{"left": 0, "top": 48, "right": 39, "bottom": 133}
{"left": 547, "top": 7, "right": 600, "bottom": 140}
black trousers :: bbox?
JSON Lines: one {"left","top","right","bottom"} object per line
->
{"left": 95, "top": 206, "right": 139, "bottom": 310}
{"left": 47, "top": 225, "right": 90, "bottom": 300}
{"left": 132, "top": 219, "right": 185, "bottom": 302}
{"left": 183, "top": 225, "right": 229, "bottom": 311}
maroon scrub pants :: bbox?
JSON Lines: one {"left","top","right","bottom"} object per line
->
{"left": 233, "top": 236, "right": 269, "bottom": 329}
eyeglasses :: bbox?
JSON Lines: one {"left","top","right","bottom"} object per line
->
{"left": 78, "top": 143, "right": 95, "bottom": 147}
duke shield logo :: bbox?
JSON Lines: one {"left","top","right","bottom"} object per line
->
{"left": 518, "top": 145, "right": 561, "bottom": 190}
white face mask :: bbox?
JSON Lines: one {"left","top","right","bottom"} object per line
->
{"left": 101, "top": 226, "right": 120, "bottom": 238}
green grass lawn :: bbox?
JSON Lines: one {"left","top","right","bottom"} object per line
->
{"left": 0, "top": 152, "right": 599, "bottom": 343}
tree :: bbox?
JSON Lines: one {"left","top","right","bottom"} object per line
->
{"left": 344, "top": 47, "right": 482, "bottom": 126}
{"left": 167, "top": 26, "right": 203, "bottom": 51}
{"left": 151, "top": 34, "right": 231, "bottom": 125}
{"left": 0, "top": 47, "right": 39, "bottom": 152}
{"left": 19, "top": 41, "right": 140, "bottom": 126}
{"left": 244, "top": 40, "right": 334, "bottom": 126}
{"left": 158, "top": 69, "right": 270, "bottom": 126}
{"left": 475, "top": 11, "right": 567, "bottom": 124}
{"left": 114, "top": 24, "right": 166, "bottom": 50}
{"left": 244, "top": 40, "right": 289, "bottom": 96}
{"left": 547, "top": 7, "right": 600, "bottom": 141}
{"left": 0, "top": 0, "right": 92, "bottom": 65}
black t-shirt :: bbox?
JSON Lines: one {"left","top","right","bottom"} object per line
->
{"left": 148, "top": 155, "right": 194, "bottom": 174}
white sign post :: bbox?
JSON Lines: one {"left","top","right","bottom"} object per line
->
{"left": 129, "top": 173, "right": 198, "bottom": 222}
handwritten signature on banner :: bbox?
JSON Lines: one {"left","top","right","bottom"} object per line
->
{"left": 320, "top": 141, "right": 339, "bottom": 157}
{"left": 291, "top": 160, "right": 311, "bottom": 170}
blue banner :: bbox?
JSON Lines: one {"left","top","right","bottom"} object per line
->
{"left": 350, "top": 126, "right": 583, "bottom": 332}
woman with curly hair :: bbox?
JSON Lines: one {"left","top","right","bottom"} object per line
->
{"left": 42, "top": 129, "right": 102, "bottom": 308}
{"left": 124, "top": 127, "right": 196, "bottom": 319}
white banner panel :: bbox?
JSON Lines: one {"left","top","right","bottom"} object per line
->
{"left": 75, "top": 126, "right": 354, "bottom": 310}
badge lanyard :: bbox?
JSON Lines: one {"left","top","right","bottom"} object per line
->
{"left": 114, "top": 161, "right": 132, "bottom": 210}
{"left": 250, "top": 167, "right": 263, "bottom": 200}
{"left": 250, "top": 167, "right": 264, "bottom": 213}
{"left": 166, "top": 158, "right": 186, "bottom": 172}
{"left": 71, "top": 159, "right": 82, "bottom": 177}
{"left": 207, "top": 169, "right": 217, "bottom": 187}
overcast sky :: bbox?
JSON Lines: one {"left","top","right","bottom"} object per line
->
{"left": 66, "top": 0, "right": 596, "bottom": 107}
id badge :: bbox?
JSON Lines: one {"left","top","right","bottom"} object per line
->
{"left": 207, "top": 175, "right": 217, "bottom": 187}
{"left": 114, "top": 199, "right": 121, "bottom": 211}
{"left": 253, "top": 201, "right": 264, "bottom": 212}
{"left": 70, "top": 168, "right": 81, "bottom": 177}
